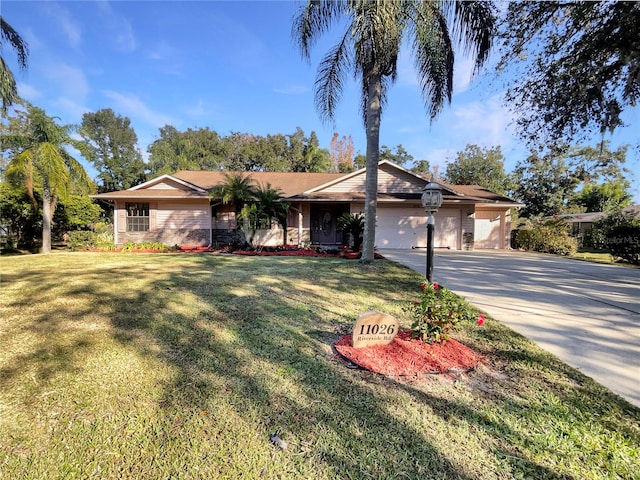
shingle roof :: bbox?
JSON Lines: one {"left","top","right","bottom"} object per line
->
{"left": 93, "top": 189, "right": 207, "bottom": 199}
{"left": 439, "top": 183, "right": 517, "bottom": 203}
{"left": 92, "top": 162, "right": 522, "bottom": 207}
{"left": 172, "top": 171, "right": 344, "bottom": 197}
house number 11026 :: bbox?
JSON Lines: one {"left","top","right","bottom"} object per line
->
{"left": 358, "top": 323, "right": 396, "bottom": 336}
{"left": 352, "top": 311, "right": 399, "bottom": 348}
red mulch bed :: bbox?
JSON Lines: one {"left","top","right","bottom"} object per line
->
{"left": 177, "top": 245, "right": 215, "bottom": 253}
{"left": 107, "top": 245, "right": 384, "bottom": 259}
{"left": 227, "top": 247, "right": 384, "bottom": 259}
{"left": 335, "top": 330, "right": 482, "bottom": 377}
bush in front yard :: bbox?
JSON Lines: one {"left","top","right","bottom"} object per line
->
{"left": 67, "top": 222, "right": 115, "bottom": 251}
{"left": 67, "top": 231, "right": 97, "bottom": 251}
{"left": 605, "top": 224, "right": 640, "bottom": 265}
{"left": 513, "top": 217, "right": 577, "bottom": 256}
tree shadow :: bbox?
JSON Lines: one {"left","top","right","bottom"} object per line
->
{"left": 2, "top": 253, "right": 638, "bottom": 478}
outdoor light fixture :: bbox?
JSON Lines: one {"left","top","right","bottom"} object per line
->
{"left": 421, "top": 175, "right": 443, "bottom": 282}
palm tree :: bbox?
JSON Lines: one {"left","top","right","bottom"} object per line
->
{"left": 337, "top": 212, "right": 364, "bottom": 252}
{"left": 3, "top": 105, "right": 92, "bottom": 253}
{"left": 1, "top": 18, "right": 29, "bottom": 114}
{"left": 293, "top": 1, "right": 495, "bottom": 262}
{"left": 210, "top": 172, "right": 257, "bottom": 244}
{"left": 253, "top": 183, "right": 290, "bottom": 245}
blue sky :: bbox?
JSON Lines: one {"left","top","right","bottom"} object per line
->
{"left": 3, "top": 1, "right": 639, "bottom": 201}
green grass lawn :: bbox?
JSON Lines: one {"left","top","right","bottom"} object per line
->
{"left": 1, "top": 253, "right": 638, "bottom": 479}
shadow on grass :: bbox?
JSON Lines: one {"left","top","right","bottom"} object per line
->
{"left": 2, "top": 253, "right": 638, "bottom": 478}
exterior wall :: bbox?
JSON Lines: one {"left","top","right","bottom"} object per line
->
{"left": 122, "top": 229, "right": 210, "bottom": 246}
{"left": 252, "top": 228, "right": 285, "bottom": 247}
{"left": 157, "top": 201, "right": 210, "bottom": 229}
{"left": 460, "top": 206, "right": 475, "bottom": 250}
{"left": 115, "top": 199, "right": 211, "bottom": 246}
{"left": 320, "top": 164, "right": 422, "bottom": 194}
{"left": 349, "top": 202, "right": 365, "bottom": 214}
{"left": 473, "top": 207, "right": 511, "bottom": 249}
{"left": 145, "top": 179, "right": 195, "bottom": 191}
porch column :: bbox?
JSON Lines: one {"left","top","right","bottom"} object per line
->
{"left": 298, "top": 208, "right": 303, "bottom": 246}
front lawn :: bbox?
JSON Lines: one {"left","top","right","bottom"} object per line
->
{"left": 1, "top": 253, "right": 638, "bottom": 479}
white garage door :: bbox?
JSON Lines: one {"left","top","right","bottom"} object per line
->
{"left": 474, "top": 218, "right": 501, "bottom": 249}
{"left": 434, "top": 209, "right": 460, "bottom": 249}
{"left": 376, "top": 207, "right": 460, "bottom": 249}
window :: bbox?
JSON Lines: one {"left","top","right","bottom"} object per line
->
{"left": 126, "top": 202, "right": 149, "bottom": 232}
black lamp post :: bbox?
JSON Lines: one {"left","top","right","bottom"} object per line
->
{"left": 421, "top": 175, "right": 443, "bottom": 283}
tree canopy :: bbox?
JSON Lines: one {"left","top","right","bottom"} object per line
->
{"left": 511, "top": 142, "right": 631, "bottom": 218}
{"left": 444, "top": 144, "right": 511, "bottom": 195}
{"left": 147, "top": 126, "right": 330, "bottom": 176}
{"left": 1, "top": 105, "right": 92, "bottom": 253}
{"left": 380, "top": 145, "right": 413, "bottom": 167}
{"left": 499, "top": 1, "right": 640, "bottom": 146}
{"left": 77, "top": 108, "right": 146, "bottom": 192}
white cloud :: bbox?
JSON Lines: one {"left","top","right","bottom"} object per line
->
{"left": 146, "top": 41, "right": 185, "bottom": 76}
{"left": 43, "top": 63, "right": 90, "bottom": 101}
{"left": 50, "top": 97, "right": 90, "bottom": 123}
{"left": 101, "top": 90, "right": 174, "bottom": 128}
{"left": 453, "top": 56, "right": 475, "bottom": 95}
{"left": 97, "top": 1, "right": 137, "bottom": 53}
{"left": 17, "top": 83, "right": 42, "bottom": 102}
{"left": 451, "top": 94, "right": 514, "bottom": 147}
{"left": 44, "top": 3, "right": 82, "bottom": 48}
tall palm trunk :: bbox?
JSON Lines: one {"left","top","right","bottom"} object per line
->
{"left": 41, "top": 177, "right": 52, "bottom": 254}
{"left": 361, "top": 73, "right": 382, "bottom": 263}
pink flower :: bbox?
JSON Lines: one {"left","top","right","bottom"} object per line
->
{"left": 433, "top": 282, "right": 439, "bottom": 290}
{"left": 420, "top": 283, "right": 426, "bottom": 291}
{"left": 413, "top": 301, "right": 420, "bottom": 306}
{"left": 477, "top": 314, "right": 485, "bottom": 326}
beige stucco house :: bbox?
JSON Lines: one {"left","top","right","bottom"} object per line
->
{"left": 93, "top": 161, "right": 521, "bottom": 250}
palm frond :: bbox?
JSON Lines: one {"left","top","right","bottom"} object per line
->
{"left": 0, "top": 56, "right": 21, "bottom": 114}
{"left": 448, "top": 1, "right": 495, "bottom": 74}
{"left": 0, "top": 18, "right": 29, "bottom": 69}
{"left": 292, "top": 0, "right": 348, "bottom": 60}
{"left": 410, "top": 3, "right": 454, "bottom": 119}
{"left": 37, "top": 142, "right": 71, "bottom": 202}
{"left": 314, "top": 31, "right": 352, "bottom": 124}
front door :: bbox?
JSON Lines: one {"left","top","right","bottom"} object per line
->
{"left": 311, "top": 205, "right": 347, "bottom": 245}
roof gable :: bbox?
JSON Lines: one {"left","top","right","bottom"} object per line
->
{"left": 172, "top": 170, "right": 343, "bottom": 197}
{"left": 129, "top": 174, "right": 207, "bottom": 193}
{"left": 304, "top": 160, "right": 461, "bottom": 197}
{"left": 306, "top": 160, "right": 441, "bottom": 195}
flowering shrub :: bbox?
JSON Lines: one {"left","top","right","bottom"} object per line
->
{"left": 405, "top": 281, "right": 484, "bottom": 344}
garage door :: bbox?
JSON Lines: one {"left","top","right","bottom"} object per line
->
{"left": 474, "top": 218, "right": 501, "bottom": 249}
{"left": 376, "top": 207, "right": 460, "bottom": 249}
{"left": 434, "top": 209, "right": 460, "bottom": 249}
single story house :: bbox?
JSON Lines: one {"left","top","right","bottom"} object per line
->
{"left": 553, "top": 205, "right": 640, "bottom": 246}
{"left": 92, "top": 160, "right": 522, "bottom": 250}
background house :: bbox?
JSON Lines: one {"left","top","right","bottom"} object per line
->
{"left": 554, "top": 205, "right": 640, "bottom": 246}
{"left": 93, "top": 161, "right": 522, "bottom": 250}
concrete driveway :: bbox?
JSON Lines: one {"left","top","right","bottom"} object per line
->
{"left": 380, "top": 249, "right": 640, "bottom": 408}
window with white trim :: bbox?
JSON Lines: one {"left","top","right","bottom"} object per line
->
{"left": 126, "top": 202, "right": 149, "bottom": 232}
